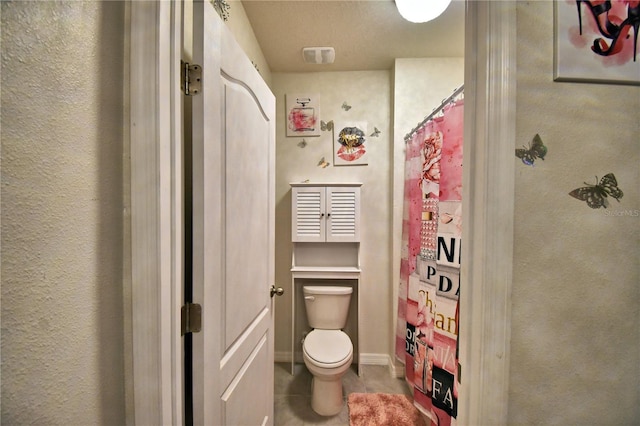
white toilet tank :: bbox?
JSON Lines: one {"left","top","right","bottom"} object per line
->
{"left": 303, "top": 286, "right": 352, "bottom": 329}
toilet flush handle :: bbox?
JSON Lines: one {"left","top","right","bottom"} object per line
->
{"left": 304, "top": 296, "right": 315, "bottom": 301}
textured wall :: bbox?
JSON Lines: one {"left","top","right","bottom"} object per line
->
{"left": 510, "top": 2, "right": 640, "bottom": 424}
{"left": 1, "top": 2, "right": 126, "bottom": 424}
{"left": 271, "top": 71, "right": 392, "bottom": 357}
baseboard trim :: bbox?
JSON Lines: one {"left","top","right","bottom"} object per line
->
{"left": 358, "top": 353, "right": 388, "bottom": 365}
{"left": 360, "top": 353, "right": 406, "bottom": 378}
{"left": 276, "top": 351, "right": 405, "bottom": 378}
{"left": 389, "top": 359, "right": 406, "bottom": 378}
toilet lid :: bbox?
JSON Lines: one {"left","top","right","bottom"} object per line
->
{"left": 303, "top": 330, "right": 352, "bottom": 365}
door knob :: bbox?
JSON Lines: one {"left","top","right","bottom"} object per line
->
{"left": 270, "top": 285, "right": 284, "bottom": 298}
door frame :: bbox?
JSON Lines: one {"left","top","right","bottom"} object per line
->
{"left": 458, "top": 2, "right": 516, "bottom": 425}
{"left": 127, "top": 1, "right": 184, "bottom": 425}
{"left": 126, "top": 1, "right": 516, "bottom": 425}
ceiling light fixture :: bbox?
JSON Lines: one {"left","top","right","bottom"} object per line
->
{"left": 395, "top": 0, "right": 452, "bottom": 23}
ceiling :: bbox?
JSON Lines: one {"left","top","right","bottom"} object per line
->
{"left": 241, "top": 0, "right": 465, "bottom": 73}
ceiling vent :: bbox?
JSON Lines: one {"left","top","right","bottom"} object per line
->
{"left": 302, "top": 47, "right": 335, "bottom": 64}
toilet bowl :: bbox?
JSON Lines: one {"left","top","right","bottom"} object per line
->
{"left": 302, "top": 286, "right": 354, "bottom": 416}
{"left": 303, "top": 329, "right": 353, "bottom": 416}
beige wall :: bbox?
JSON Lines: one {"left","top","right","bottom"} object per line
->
{"left": 1, "top": 1, "right": 126, "bottom": 424}
{"left": 510, "top": 2, "right": 639, "bottom": 424}
{"left": 271, "top": 71, "right": 393, "bottom": 359}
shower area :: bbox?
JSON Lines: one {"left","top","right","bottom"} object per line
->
{"left": 395, "top": 86, "right": 464, "bottom": 426}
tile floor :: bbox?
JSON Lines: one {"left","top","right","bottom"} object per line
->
{"left": 274, "top": 362, "right": 413, "bottom": 425}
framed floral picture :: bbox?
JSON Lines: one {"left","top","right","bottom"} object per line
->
{"left": 554, "top": 0, "right": 639, "bottom": 85}
{"left": 286, "top": 93, "right": 320, "bottom": 137}
{"left": 333, "top": 121, "right": 368, "bottom": 166}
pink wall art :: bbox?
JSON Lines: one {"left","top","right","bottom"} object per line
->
{"left": 333, "top": 121, "right": 368, "bottom": 166}
{"left": 554, "top": 0, "right": 640, "bottom": 85}
{"left": 286, "top": 93, "right": 321, "bottom": 137}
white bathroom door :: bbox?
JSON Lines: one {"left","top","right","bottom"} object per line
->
{"left": 190, "top": 0, "right": 276, "bottom": 425}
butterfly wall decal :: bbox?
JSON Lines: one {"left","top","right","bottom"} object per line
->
{"left": 515, "top": 134, "right": 547, "bottom": 165}
{"left": 341, "top": 102, "right": 351, "bottom": 111}
{"left": 317, "top": 157, "right": 330, "bottom": 168}
{"left": 569, "top": 173, "right": 623, "bottom": 209}
{"left": 297, "top": 139, "right": 307, "bottom": 148}
{"left": 321, "top": 120, "right": 333, "bottom": 131}
{"left": 370, "top": 127, "right": 381, "bottom": 137}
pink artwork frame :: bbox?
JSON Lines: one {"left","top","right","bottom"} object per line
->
{"left": 333, "top": 121, "right": 369, "bottom": 166}
{"left": 554, "top": 0, "right": 639, "bottom": 85}
{"left": 286, "top": 93, "right": 321, "bottom": 137}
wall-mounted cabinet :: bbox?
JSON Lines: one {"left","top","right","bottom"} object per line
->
{"left": 289, "top": 182, "right": 362, "bottom": 376}
{"left": 291, "top": 183, "right": 361, "bottom": 243}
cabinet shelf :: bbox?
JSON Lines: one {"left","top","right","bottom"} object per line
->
{"left": 291, "top": 266, "right": 361, "bottom": 273}
{"left": 291, "top": 266, "right": 361, "bottom": 280}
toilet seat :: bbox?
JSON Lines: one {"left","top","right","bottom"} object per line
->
{"left": 303, "top": 329, "right": 352, "bottom": 368}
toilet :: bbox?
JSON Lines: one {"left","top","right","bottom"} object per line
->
{"left": 302, "top": 285, "right": 354, "bottom": 416}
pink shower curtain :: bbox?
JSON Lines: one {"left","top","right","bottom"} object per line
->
{"left": 395, "top": 97, "right": 464, "bottom": 426}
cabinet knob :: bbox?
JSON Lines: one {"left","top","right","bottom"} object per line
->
{"left": 270, "top": 285, "right": 284, "bottom": 298}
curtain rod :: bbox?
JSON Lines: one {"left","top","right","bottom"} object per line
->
{"left": 404, "top": 85, "right": 464, "bottom": 142}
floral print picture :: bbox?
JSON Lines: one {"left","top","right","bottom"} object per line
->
{"left": 421, "top": 130, "right": 443, "bottom": 195}
{"left": 333, "top": 121, "right": 368, "bottom": 166}
{"left": 286, "top": 93, "right": 320, "bottom": 137}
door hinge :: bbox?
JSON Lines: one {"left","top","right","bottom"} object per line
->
{"left": 181, "top": 303, "right": 202, "bottom": 335}
{"left": 181, "top": 61, "right": 202, "bottom": 96}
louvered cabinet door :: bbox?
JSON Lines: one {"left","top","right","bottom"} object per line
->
{"left": 291, "top": 185, "right": 361, "bottom": 243}
{"left": 326, "top": 186, "right": 360, "bottom": 242}
{"left": 291, "top": 187, "right": 326, "bottom": 242}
